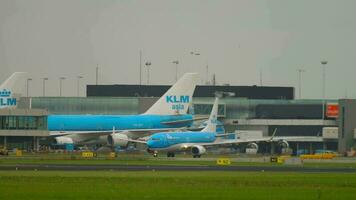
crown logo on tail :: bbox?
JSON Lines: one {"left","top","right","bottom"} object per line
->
{"left": 0, "top": 89, "right": 11, "bottom": 97}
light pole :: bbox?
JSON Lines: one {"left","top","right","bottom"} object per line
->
{"left": 26, "top": 78, "right": 32, "bottom": 97}
{"left": 139, "top": 50, "right": 142, "bottom": 85}
{"left": 190, "top": 51, "right": 201, "bottom": 83}
{"left": 321, "top": 60, "right": 328, "bottom": 120}
{"left": 42, "top": 78, "right": 48, "bottom": 97}
{"left": 172, "top": 60, "right": 179, "bottom": 82}
{"left": 145, "top": 61, "right": 151, "bottom": 85}
{"left": 205, "top": 64, "right": 209, "bottom": 85}
{"left": 95, "top": 65, "right": 99, "bottom": 85}
{"left": 77, "top": 76, "right": 83, "bottom": 97}
{"left": 59, "top": 77, "right": 66, "bottom": 97}
{"left": 297, "top": 69, "right": 305, "bottom": 99}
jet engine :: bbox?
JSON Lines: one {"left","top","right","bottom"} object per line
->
{"left": 107, "top": 133, "right": 129, "bottom": 147}
{"left": 246, "top": 142, "right": 259, "bottom": 150}
{"left": 54, "top": 136, "right": 74, "bottom": 145}
{"left": 278, "top": 140, "right": 289, "bottom": 148}
{"left": 191, "top": 145, "right": 206, "bottom": 156}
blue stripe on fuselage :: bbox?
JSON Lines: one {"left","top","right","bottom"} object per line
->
{"left": 47, "top": 114, "right": 193, "bottom": 131}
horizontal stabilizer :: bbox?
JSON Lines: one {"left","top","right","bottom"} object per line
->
{"left": 215, "top": 133, "right": 235, "bottom": 137}
{"left": 160, "top": 116, "right": 208, "bottom": 125}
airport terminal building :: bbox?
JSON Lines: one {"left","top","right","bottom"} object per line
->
{"left": 2, "top": 84, "right": 356, "bottom": 155}
{"left": 0, "top": 108, "right": 49, "bottom": 151}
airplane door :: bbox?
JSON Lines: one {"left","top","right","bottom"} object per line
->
{"left": 162, "top": 135, "right": 169, "bottom": 146}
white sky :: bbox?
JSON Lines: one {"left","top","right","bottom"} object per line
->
{"left": 1, "top": 0, "right": 356, "bottom": 99}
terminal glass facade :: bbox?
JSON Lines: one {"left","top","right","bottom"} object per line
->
{"left": 28, "top": 97, "right": 139, "bottom": 115}
{"left": 0, "top": 116, "right": 47, "bottom": 130}
{"left": 22, "top": 97, "right": 337, "bottom": 119}
{"left": 193, "top": 98, "right": 338, "bottom": 119}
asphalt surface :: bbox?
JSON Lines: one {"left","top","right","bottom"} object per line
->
{"left": 1, "top": 164, "right": 356, "bottom": 173}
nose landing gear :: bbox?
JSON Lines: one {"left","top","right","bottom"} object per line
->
{"left": 167, "top": 152, "right": 175, "bottom": 157}
{"left": 148, "top": 149, "right": 158, "bottom": 157}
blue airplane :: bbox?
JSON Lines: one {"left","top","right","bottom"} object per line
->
{"left": 50, "top": 73, "right": 200, "bottom": 147}
{"left": 124, "top": 97, "right": 313, "bottom": 158}
{"left": 121, "top": 97, "right": 227, "bottom": 157}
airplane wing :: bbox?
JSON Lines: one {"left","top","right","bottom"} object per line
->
{"left": 198, "top": 136, "right": 322, "bottom": 147}
{"left": 49, "top": 130, "right": 113, "bottom": 137}
{"left": 197, "top": 138, "right": 275, "bottom": 147}
{"left": 111, "top": 137, "right": 148, "bottom": 144}
{"left": 166, "top": 138, "right": 277, "bottom": 150}
{"left": 50, "top": 127, "right": 185, "bottom": 137}
{"left": 270, "top": 136, "right": 323, "bottom": 142}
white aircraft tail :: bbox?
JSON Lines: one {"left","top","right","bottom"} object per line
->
{"left": 144, "top": 73, "right": 198, "bottom": 115}
{"left": 201, "top": 97, "right": 219, "bottom": 133}
{"left": 0, "top": 72, "right": 26, "bottom": 109}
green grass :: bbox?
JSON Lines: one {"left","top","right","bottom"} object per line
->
{"left": 0, "top": 171, "right": 356, "bottom": 200}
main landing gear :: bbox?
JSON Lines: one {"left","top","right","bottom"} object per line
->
{"left": 167, "top": 152, "right": 175, "bottom": 157}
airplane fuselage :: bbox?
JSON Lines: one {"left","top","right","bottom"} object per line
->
{"left": 47, "top": 114, "right": 193, "bottom": 131}
{"left": 147, "top": 132, "right": 216, "bottom": 151}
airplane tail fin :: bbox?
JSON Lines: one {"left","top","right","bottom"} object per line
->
{"left": 201, "top": 97, "right": 219, "bottom": 133}
{"left": 0, "top": 72, "right": 26, "bottom": 109}
{"left": 143, "top": 73, "right": 198, "bottom": 115}
{"left": 0, "top": 72, "right": 27, "bottom": 90}
{"left": 269, "top": 128, "right": 277, "bottom": 142}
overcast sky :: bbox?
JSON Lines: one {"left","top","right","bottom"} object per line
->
{"left": 1, "top": 0, "right": 356, "bottom": 99}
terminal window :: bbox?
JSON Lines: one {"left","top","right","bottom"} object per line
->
{"left": 0, "top": 116, "right": 47, "bottom": 130}
{"left": 193, "top": 104, "right": 225, "bottom": 116}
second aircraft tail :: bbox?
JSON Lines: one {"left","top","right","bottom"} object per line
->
{"left": 143, "top": 73, "right": 199, "bottom": 115}
{"left": 201, "top": 97, "right": 219, "bottom": 133}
